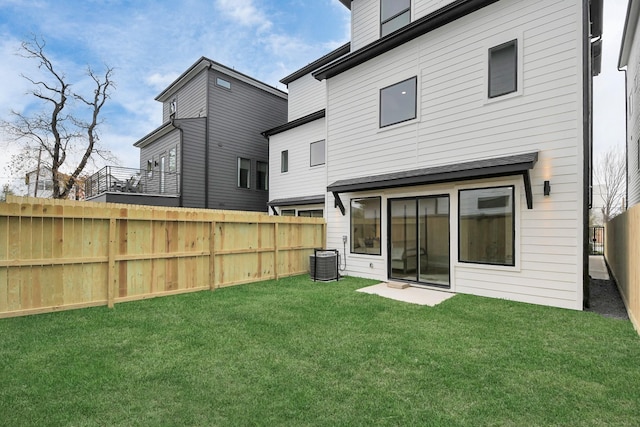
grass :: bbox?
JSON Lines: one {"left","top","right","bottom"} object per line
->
{"left": 1, "top": 275, "right": 639, "bottom": 426}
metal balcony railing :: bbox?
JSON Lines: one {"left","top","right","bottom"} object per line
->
{"left": 85, "top": 166, "right": 179, "bottom": 199}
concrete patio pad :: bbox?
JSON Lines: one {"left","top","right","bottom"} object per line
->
{"left": 357, "top": 282, "right": 455, "bottom": 306}
{"left": 589, "top": 255, "right": 610, "bottom": 280}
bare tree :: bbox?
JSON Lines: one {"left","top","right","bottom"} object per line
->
{"left": 593, "top": 145, "right": 626, "bottom": 223}
{"left": 0, "top": 36, "right": 115, "bottom": 199}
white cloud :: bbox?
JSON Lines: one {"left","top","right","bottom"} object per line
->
{"left": 215, "top": 0, "right": 272, "bottom": 32}
{"left": 146, "top": 72, "right": 180, "bottom": 92}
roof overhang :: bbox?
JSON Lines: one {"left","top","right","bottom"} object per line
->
{"left": 268, "top": 195, "right": 325, "bottom": 207}
{"left": 280, "top": 44, "right": 350, "bottom": 85}
{"left": 262, "top": 110, "right": 325, "bottom": 138}
{"left": 327, "top": 152, "right": 538, "bottom": 214}
{"left": 155, "top": 57, "right": 287, "bottom": 103}
{"left": 133, "top": 121, "right": 176, "bottom": 148}
{"left": 313, "top": 0, "right": 499, "bottom": 81}
{"left": 338, "top": 0, "right": 351, "bottom": 10}
{"left": 619, "top": 0, "right": 639, "bottom": 69}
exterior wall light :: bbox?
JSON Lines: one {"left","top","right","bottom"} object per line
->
{"left": 543, "top": 180, "right": 551, "bottom": 196}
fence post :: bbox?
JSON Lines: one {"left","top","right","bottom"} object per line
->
{"left": 274, "top": 221, "right": 279, "bottom": 280}
{"left": 107, "top": 217, "right": 116, "bottom": 308}
{"left": 209, "top": 221, "right": 216, "bottom": 290}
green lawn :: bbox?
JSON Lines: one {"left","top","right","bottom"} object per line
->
{"left": 1, "top": 275, "right": 639, "bottom": 426}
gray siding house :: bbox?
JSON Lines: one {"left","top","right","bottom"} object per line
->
{"left": 87, "top": 57, "right": 288, "bottom": 211}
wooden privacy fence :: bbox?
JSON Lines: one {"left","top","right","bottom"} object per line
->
{"left": 0, "top": 197, "right": 325, "bottom": 318}
{"left": 604, "top": 205, "right": 640, "bottom": 333}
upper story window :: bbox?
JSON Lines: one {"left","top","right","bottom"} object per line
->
{"left": 310, "top": 140, "right": 325, "bottom": 167}
{"left": 238, "top": 157, "right": 250, "bottom": 188}
{"left": 168, "top": 147, "right": 177, "bottom": 172}
{"left": 380, "top": 76, "right": 417, "bottom": 128}
{"left": 216, "top": 77, "right": 231, "bottom": 90}
{"left": 256, "top": 161, "right": 268, "bottom": 190}
{"left": 147, "top": 159, "right": 153, "bottom": 178}
{"left": 381, "top": 0, "right": 411, "bottom": 37}
{"left": 488, "top": 40, "right": 517, "bottom": 98}
{"left": 281, "top": 150, "right": 289, "bottom": 173}
{"left": 169, "top": 98, "right": 177, "bottom": 117}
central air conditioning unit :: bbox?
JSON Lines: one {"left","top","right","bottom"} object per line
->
{"left": 309, "top": 249, "right": 339, "bottom": 281}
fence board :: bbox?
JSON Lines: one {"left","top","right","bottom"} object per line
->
{"left": 0, "top": 197, "right": 324, "bottom": 318}
{"left": 605, "top": 206, "right": 640, "bottom": 334}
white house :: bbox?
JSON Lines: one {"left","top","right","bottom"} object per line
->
{"left": 264, "top": 0, "right": 603, "bottom": 310}
{"left": 619, "top": 0, "right": 640, "bottom": 208}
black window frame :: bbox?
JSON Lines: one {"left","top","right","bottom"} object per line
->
{"left": 458, "top": 185, "right": 515, "bottom": 267}
{"left": 488, "top": 40, "right": 518, "bottom": 99}
{"left": 237, "top": 157, "right": 251, "bottom": 189}
{"left": 379, "top": 76, "right": 417, "bottom": 128}
{"left": 281, "top": 150, "right": 289, "bottom": 173}
{"left": 350, "top": 196, "right": 382, "bottom": 256}
{"left": 298, "top": 209, "right": 323, "bottom": 218}
{"left": 256, "top": 161, "right": 268, "bottom": 191}
{"left": 380, "top": 0, "right": 411, "bottom": 37}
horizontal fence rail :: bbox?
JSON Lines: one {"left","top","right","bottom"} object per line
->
{"left": 0, "top": 196, "right": 325, "bottom": 318}
{"left": 605, "top": 206, "right": 640, "bottom": 333}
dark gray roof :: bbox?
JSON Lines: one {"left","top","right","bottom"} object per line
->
{"left": 268, "top": 195, "right": 325, "bottom": 207}
{"left": 262, "top": 110, "right": 325, "bottom": 138}
{"left": 313, "top": 0, "right": 499, "bottom": 81}
{"left": 280, "top": 44, "right": 350, "bottom": 85}
{"left": 327, "top": 152, "right": 538, "bottom": 193}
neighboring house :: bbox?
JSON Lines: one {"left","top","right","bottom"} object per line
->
{"left": 264, "top": 0, "right": 603, "bottom": 310}
{"left": 26, "top": 167, "right": 84, "bottom": 200}
{"left": 87, "top": 58, "right": 288, "bottom": 211}
{"left": 619, "top": 0, "right": 640, "bottom": 208}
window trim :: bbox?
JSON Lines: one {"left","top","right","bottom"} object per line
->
{"left": 310, "top": 140, "right": 326, "bottom": 167}
{"left": 379, "top": 76, "right": 418, "bottom": 128}
{"left": 380, "top": 0, "right": 411, "bottom": 37}
{"left": 281, "top": 150, "right": 289, "bottom": 173}
{"left": 237, "top": 157, "right": 251, "bottom": 189}
{"left": 457, "top": 185, "right": 516, "bottom": 267}
{"left": 216, "top": 77, "right": 231, "bottom": 90}
{"left": 484, "top": 34, "right": 523, "bottom": 103}
{"left": 256, "top": 160, "right": 268, "bottom": 191}
{"left": 350, "top": 196, "right": 382, "bottom": 256}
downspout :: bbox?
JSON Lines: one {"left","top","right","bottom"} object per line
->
{"left": 582, "top": 0, "right": 591, "bottom": 309}
{"left": 618, "top": 67, "right": 629, "bottom": 211}
{"left": 170, "top": 118, "right": 184, "bottom": 207}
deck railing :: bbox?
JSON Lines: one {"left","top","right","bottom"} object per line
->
{"left": 85, "top": 166, "right": 179, "bottom": 198}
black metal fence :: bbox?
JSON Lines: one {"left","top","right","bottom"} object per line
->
{"left": 85, "top": 166, "right": 179, "bottom": 199}
{"left": 589, "top": 226, "right": 604, "bottom": 255}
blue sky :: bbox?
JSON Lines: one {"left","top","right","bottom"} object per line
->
{"left": 0, "top": 0, "right": 630, "bottom": 191}
{"left": 0, "top": 0, "right": 350, "bottom": 188}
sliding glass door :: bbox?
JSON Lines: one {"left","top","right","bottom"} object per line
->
{"left": 389, "top": 196, "right": 450, "bottom": 288}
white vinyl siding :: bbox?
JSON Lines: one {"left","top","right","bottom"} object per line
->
{"left": 351, "top": 0, "right": 380, "bottom": 50}
{"left": 324, "top": 0, "right": 585, "bottom": 309}
{"left": 268, "top": 118, "right": 327, "bottom": 204}
{"left": 626, "top": 16, "right": 640, "bottom": 206}
{"left": 287, "top": 74, "right": 326, "bottom": 121}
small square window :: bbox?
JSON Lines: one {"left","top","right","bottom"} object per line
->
{"left": 238, "top": 158, "right": 250, "bottom": 188}
{"left": 488, "top": 40, "right": 517, "bottom": 98}
{"left": 281, "top": 150, "right": 289, "bottom": 173}
{"left": 310, "top": 140, "right": 325, "bottom": 167}
{"left": 256, "top": 161, "right": 268, "bottom": 190}
{"left": 380, "top": 77, "right": 417, "bottom": 128}
{"left": 216, "top": 77, "right": 231, "bottom": 90}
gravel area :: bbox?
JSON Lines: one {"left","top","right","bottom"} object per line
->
{"left": 586, "top": 276, "right": 629, "bottom": 320}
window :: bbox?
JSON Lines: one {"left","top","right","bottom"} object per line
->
{"left": 168, "top": 147, "right": 177, "bottom": 172}
{"left": 238, "top": 158, "right": 250, "bottom": 188}
{"left": 298, "top": 209, "right": 323, "bottom": 218}
{"left": 280, "top": 209, "right": 295, "bottom": 216}
{"left": 310, "top": 140, "right": 325, "bottom": 167}
{"left": 169, "top": 98, "right": 177, "bottom": 117}
{"left": 256, "top": 161, "right": 268, "bottom": 190}
{"left": 351, "top": 197, "right": 381, "bottom": 255}
{"left": 147, "top": 159, "right": 153, "bottom": 178}
{"left": 216, "top": 77, "right": 231, "bottom": 90}
{"left": 380, "top": 77, "right": 417, "bottom": 128}
{"left": 381, "top": 0, "right": 410, "bottom": 37}
{"left": 281, "top": 150, "right": 288, "bottom": 173}
{"left": 488, "top": 40, "right": 517, "bottom": 98}
{"left": 459, "top": 186, "right": 514, "bottom": 266}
